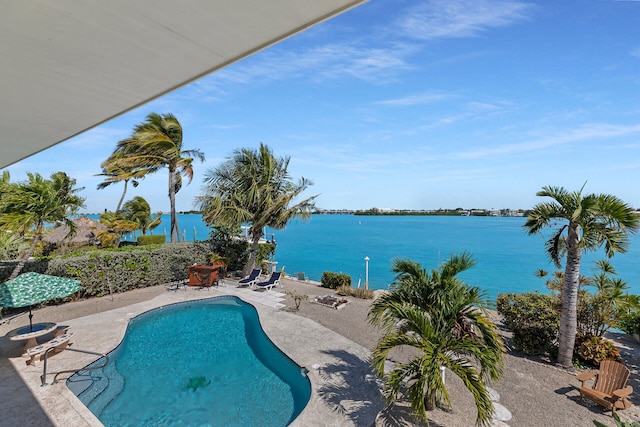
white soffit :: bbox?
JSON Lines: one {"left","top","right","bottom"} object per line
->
{"left": 0, "top": 0, "right": 367, "bottom": 168}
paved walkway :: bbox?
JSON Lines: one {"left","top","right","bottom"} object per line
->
{"left": 170, "top": 280, "right": 287, "bottom": 309}
{"left": 0, "top": 283, "right": 384, "bottom": 426}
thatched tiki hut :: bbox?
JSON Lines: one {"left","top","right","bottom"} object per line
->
{"left": 43, "top": 216, "right": 106, "bottom": 249}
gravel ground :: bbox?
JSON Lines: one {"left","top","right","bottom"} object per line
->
{"left": 4, "top": 279, "right": 639, "bottom": 427}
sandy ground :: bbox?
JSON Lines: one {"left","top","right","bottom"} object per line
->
{"left": 3, "top": 278, "right": 639, "bottom": 427}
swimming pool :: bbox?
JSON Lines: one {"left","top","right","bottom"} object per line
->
{"left": 67, "top": 296, "right": 311, "bottom": 426}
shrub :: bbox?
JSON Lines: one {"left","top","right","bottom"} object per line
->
{"left": 577, "top": 335, "right": 620, "bottom": 366}
{"left": 320, "top": 272, "right": 351, "bottom": 289}
{"left": 0, "top": 242, "right": 211, "bottom": 298}
{"left": 204, "top": 226, "right": 249, "bottom": 272}
{"left": 336, "top": 285, "right": 374, "bottom": 299}
{"left": 618, "top": 312, "right": 640, "bottom": 335}
{"left": 496, "top": 292, "right": 559, "bottom": 355}
{"left": 512, "top": 323, "right": 558, "bottom": 356}
{"left": 137, "top": 235, "right": 166, "bottom": 245}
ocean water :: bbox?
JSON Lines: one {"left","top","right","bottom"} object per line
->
{"left": 105, "top": 213, "right": 640, "bottom": 301}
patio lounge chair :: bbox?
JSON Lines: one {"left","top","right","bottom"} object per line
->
{"left": 296, "top": 272, "right": 308, "bottom": 282}
{"left": 238, "top": 268, "right": 261, "bottom": 288}
{"left": 255, "top": 271, "right": 281, "bottom": 291}
{"left": 576, "top": 359, "right": 633, "bottom": 413}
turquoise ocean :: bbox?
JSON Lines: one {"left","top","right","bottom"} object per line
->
{"left": 113, "top": 213, "right": 640, "bottom": 301}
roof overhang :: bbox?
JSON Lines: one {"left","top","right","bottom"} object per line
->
{"left": 0, "top": 0, "right": 367, "bottom": 169}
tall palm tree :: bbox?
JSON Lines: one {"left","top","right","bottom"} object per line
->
{"left": 113, "top": 113, "right": 204, "bottom": 242}
{"left": 96, "top": 153, "right": 147, "bottom": 212}
{"left": 196, "top": 143, "right": 317, "bottom": 275}
{"left": 121, "top": 196, "right": 162, "bottom": 236}
{"left": 524, "top": 185, "right": 639, "bottom": 368}
{"left": 0, "top": 172, "right": 85, "bottom": 279}
{"left": 369, "top": 253, "right": 504, "bottom": 426}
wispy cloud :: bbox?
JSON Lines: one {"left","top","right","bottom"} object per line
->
{"left": 202, "top": 42, "right": 416, "bottom": 88}
{"left": 377, "top": 92, "right": 454, "bottom": 106}
{"left": 456, "top": 123, "right": 640, "bottom": 159}
{"left": 189, "top": 1, "right": 533, "bottom": 94}
{"left": 396, "top": 0, "right": 532, "bottom": 41}
{"left": 631, "top": 46, "right": 640, "bottom": 58}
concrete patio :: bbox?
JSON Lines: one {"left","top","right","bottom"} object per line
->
{"left": 0, "top": 283, "right": 384, "bottom": 426}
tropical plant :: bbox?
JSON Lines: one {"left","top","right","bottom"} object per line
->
{"left": 524, "top": 184, "right": 639, "bottom": 368}
{"left": 98, "top": 211, "right": 138, "bottom": 248}
{"left": 95, "top": 153, "right": 147, "bottom": 212}
{"left": 594, "top": 412, "right": 640, "bottom": 427}
{"left": 0, "top": 230, "right": 30, "bottom": 261}
{"left": 120, "top": 196, "right": 162, "bottom": 236}
{"left": 111, "top": 113, "right": 204, "bottom": 242}
{"left": 0, "top": 172, "right": 85, "bottom": 279}
{"left": 196, "top": 143, "right": 317, "bottom": 275}
{"left": 579, "top": 260, "right": 634, "bottom": 337}
{"left": 286, "top": 290, "right": 308, "bottom": 311}
{"left": 368, "top": 253, "right": 504, "bottom": 426}
{"left": 576, "top": 335, "right": 620, "bottom": 366}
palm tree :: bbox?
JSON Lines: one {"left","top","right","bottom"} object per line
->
{"left": 0, "top": 172, "right": 85, "bottom": 279}
{"left": 95, "top": 153, "right": 147, "bottom": 212}
{"left": 97, "top": 211, "right": 138, "bottom": 248}
{"left": 196, "top": 143, "right": 317, "bottom": 275}
{"left": 121, "top": 196, "right": 162, "bottom": 236}
{"left": 369, "top": 253, "right": 504, "bottom": 426}
{"left": 112, "top": 113, "right": 204, "bottom": 242}
{"left": 524, "top": 185, "right": 639, "bottom": 368}
{"left": 584, "top": 260, "right": 632, "bottom": 337}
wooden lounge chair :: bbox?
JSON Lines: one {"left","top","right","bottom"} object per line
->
{"left": 576, "top": 359, "right": 633, "bottom": 413}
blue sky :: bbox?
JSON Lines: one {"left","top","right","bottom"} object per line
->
{"left": 6, "top": 0, "right": 640, "bottom": 213}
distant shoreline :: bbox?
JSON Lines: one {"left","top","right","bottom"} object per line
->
{"left": 78, "top": 210, "right": 529, "bottom": 217}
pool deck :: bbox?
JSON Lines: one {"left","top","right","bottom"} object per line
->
{"left": 0, "top": 282, "right": 384, "bottom": 426}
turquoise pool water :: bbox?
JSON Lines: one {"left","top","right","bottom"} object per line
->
{"left": 67, "top": 297, "right": 311, "bottom": 426}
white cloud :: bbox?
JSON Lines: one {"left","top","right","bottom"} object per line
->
{"left": 201, "top": 41, "right": 416, "bottom": 88}
{"left": 377, "top": 92, "right": 454, "bottom": 106}
{"left": 396, "top": 0, "right": 532, "bottom": 41}
{"left": 456, "top": 123, "right": 640, "bottom": 159}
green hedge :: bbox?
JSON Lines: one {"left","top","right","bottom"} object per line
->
{"left": 320, "top": 271, "right": 352, "bottom": 289}
{"left": 496, "top": 292, "right": 559, "bottom": 355}
{"left": 0, "top": 242, "right": 210, "bottom": 298}
{"left": 137, "top": 235, "right": 166, "bottom": 245}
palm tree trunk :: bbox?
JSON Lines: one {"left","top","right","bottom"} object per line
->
{"left": 243, "top": 235, "right": 261, "bottom": 277}
{"left": 425, "top": 395, "right": 436, "bottom": 411}
{"left": 168, "top": 169, "right": 179, "bottom": 243}
{"left": 116, "top": 179, "right": 128, "bottom": 212}
{"left": 9, "top": 234, "right": 40, "bottom": 280}
{"left": 557, "top": 226, "right": 582, "bottom": 368}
